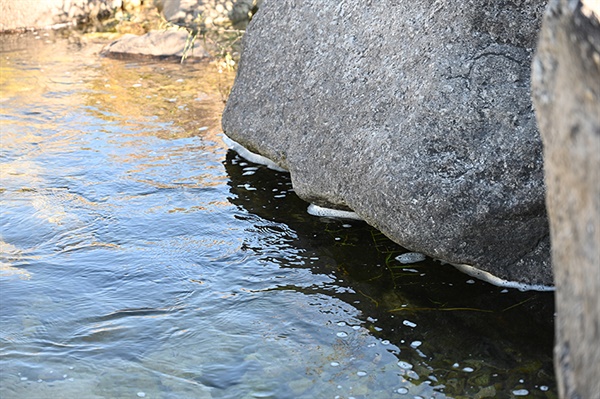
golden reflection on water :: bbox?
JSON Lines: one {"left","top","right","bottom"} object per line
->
{"left": 89, "top": 53, "right": 235, "bottom": 141}
{"left": 0, "top": 31, "right": 237, "bottom": 271}
{"left": 1, "top": 31, "right": 235, "bottom": 141}
{"left": 0, "top": 241, "right": 32, "bottom": 280}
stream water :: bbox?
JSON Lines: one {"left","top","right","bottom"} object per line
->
{"left": 0, "top": 32, "right": 557, "bottom": 399}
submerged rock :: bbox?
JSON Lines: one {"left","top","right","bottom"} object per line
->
{"left": 532, "top": 0, "right": 600, "bottom": 397}
{"left": 395, "top": 253, "right": 427, "bottom": 265}
{"left": 102, "top": 29, "right": 209, "bottom": 60}
{"left": 222, "top": 0, "right": 552, "bottom": 287}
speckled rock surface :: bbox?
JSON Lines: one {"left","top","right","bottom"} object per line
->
{"left": 222, "top": 0, "right": 552, "bottom": 287}
{"left": 532, "top": 0, "right": 600, "bottom": 396}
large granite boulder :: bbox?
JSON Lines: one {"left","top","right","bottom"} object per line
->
{"left": 532, "top": 0, "right": 600, "bottom": 397}
{"left": 222, "top": 0, "right": 553, "bottom": 288}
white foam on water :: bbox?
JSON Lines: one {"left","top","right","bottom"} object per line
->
{"left": 221, "top": 134, "right": 288, "bottom": 172}
{"left": 307, "top": 204, "right": 363, "bottom": 221}
{"left": 403, "top": 320, "right": 417, "bottom": 328}
{"left": 395, "top": 252, "right": 426, "bottom": 264}
{"left": 451, "top": 263, "right": 555, "bottom": 292}
{"left": 397, "top": 361, "right": 413, "bottom": 370}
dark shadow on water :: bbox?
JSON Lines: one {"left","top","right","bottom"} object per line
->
{"left": 223, "top": 150, "right": 557, "bottom": 399}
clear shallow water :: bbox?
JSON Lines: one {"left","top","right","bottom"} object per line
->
{"left": 0, "top": 32, "right": 557, "bottom": 399}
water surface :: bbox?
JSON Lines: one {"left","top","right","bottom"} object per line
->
{"left": 0, "top": 32, "right": 557, "bottom": 399}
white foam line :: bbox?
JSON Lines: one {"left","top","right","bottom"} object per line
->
{"left": 307, "top": 204, "right": 363, "bottom": 221}
{"left": 221, "top": 134, "right": 288, "bottom": 172}
{"left": 451, "top": 263, "right": 555, "bottom": 292}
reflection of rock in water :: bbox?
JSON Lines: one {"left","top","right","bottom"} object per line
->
{"left": 222, "top": 149, "right": 557, "bottom": 397}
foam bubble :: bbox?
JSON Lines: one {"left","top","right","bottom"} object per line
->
{"left": 398, "top": 361, "right": 413, "bottom": 370}
{"left": 221, "top": 134, "right": 287, "bottom": 172}
{"left": 307, "top": 204, "right": 363, "bottom": 221}
{"left": 451, "top": 263, "right": 555, "bottom": 292}
{"left": 395, "top": 252, "right": 426, "bottom": 264}
{"left": 403, "top": 320, "right": 417, "bottom": 328}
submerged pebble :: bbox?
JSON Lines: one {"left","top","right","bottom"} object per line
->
{"left": 395, "top": 252, "right": 426, "bottom": 264}
{"left": 513, "top": 389, "right": 529, "bottom": 396}
{"left": 403, "top": 320, "right": 417, "bottom": 328}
